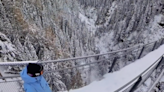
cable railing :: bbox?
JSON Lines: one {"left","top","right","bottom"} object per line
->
{"left": 0, "top": 38, "right": 164, "bottom": 92}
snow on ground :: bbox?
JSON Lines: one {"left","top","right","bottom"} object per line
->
{"left": 95, "top": 31, "right": 115, "bottom": 54}
{"left": 66, "top": 44, "right": 164, "bottom": 92}
{"left": 104, "top": 1, "right": 117, "bottom": 26}
{"left": 78, "top": 9, "right": 97, "bottom": 34}
{"left": 144, "top": 14, "right": 164, "bottom": 43}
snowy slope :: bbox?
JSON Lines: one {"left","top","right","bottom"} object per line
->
{"left": 65, "top": 44, "right": 164, "bottom": 92}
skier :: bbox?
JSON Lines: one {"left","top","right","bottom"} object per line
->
{"left": 20, "top": 63, "right": 52, "bottom": 92}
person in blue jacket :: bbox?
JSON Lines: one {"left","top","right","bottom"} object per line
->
{"left": 20, "top": 63, "right": 52, "bottom": 92}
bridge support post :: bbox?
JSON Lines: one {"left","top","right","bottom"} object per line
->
{"left": 129, "top": 76, "right": 142, "bottom": 92}
{"left": 160, "top": 39, "right": 164, "bottom": 45}
{"left": 138, "top": 46, "right": 145, "bottom": 59}
{"left": 155, "top": 57, "right": 164, "bottom": 69}
{"left": 152, "top": 41, "right": 157, "bottom": 51}
{"left": 108, "top": 57, "right": 117, "bottom": 73}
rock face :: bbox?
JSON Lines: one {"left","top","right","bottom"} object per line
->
{"left": 0, "top": 0, "right": 164, "bottom": 91}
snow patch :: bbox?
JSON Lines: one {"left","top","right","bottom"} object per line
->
{"left": 144, "top": 14, "right": 164, "bottom": 42}
{"left": 104, "top": 1, "right": 117, "bottom": 26}
{"left": 95, "top": 31, "right": 115, "bottom": 54}
{"left": 0, "top": 32, "right": 15, "bottom": 56}
{"left": 78, "top": 8, "right": 97, "bottom": 34}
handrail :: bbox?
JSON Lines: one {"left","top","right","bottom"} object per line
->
{"left": 0, "top": 48, "right": 140, "bottom": 79}
{"left": 0, "top": 38, "right": 162, "bottom": 66}
{"left": 0, "top": 44, "right": 141, "bottom": 66}
{"left": 115, "top": 55, "right": 163, "bottom": 92}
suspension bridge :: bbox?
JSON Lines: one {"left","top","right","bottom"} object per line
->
{"left": 0, "top": 38, "right": 164, "bottom": 92}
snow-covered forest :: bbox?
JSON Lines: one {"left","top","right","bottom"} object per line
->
{"left": 0, "top": 0, "right": 164, "bottom": 91}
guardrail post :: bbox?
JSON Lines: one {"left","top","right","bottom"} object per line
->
{"left": 108, "top": 57, "right": 117, "bottom": 73}
{"left": 160, "top": 39, "right": 164, "bottom": 45}
{"left": 129, "top": 76, "right": 142, "bottom": 92}
{"left": 152, "top": 41, "right": 157, "bottom": 51}
{"left": 155, "top": 57, "right": 164, "bottom": 69}
{"left": 138, "top": 46, "right": 145, "bottom": 59}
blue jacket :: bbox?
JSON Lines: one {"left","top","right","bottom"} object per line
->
{"left": 20, "top": 67, "right": 52, "bottom": 92}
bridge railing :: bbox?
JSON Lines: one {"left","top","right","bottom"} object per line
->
{"left": 147, "top": 63, "right": 164, "bottom": 92}
{"left": 0, "top": 38, "right": 164, "bottom": 92}
{"left": 115, "top": 55, "right": 164, "bottom": 92}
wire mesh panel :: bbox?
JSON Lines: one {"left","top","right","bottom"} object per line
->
{"left": 0, "top": 79, "right": 24, "bottom": 92}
